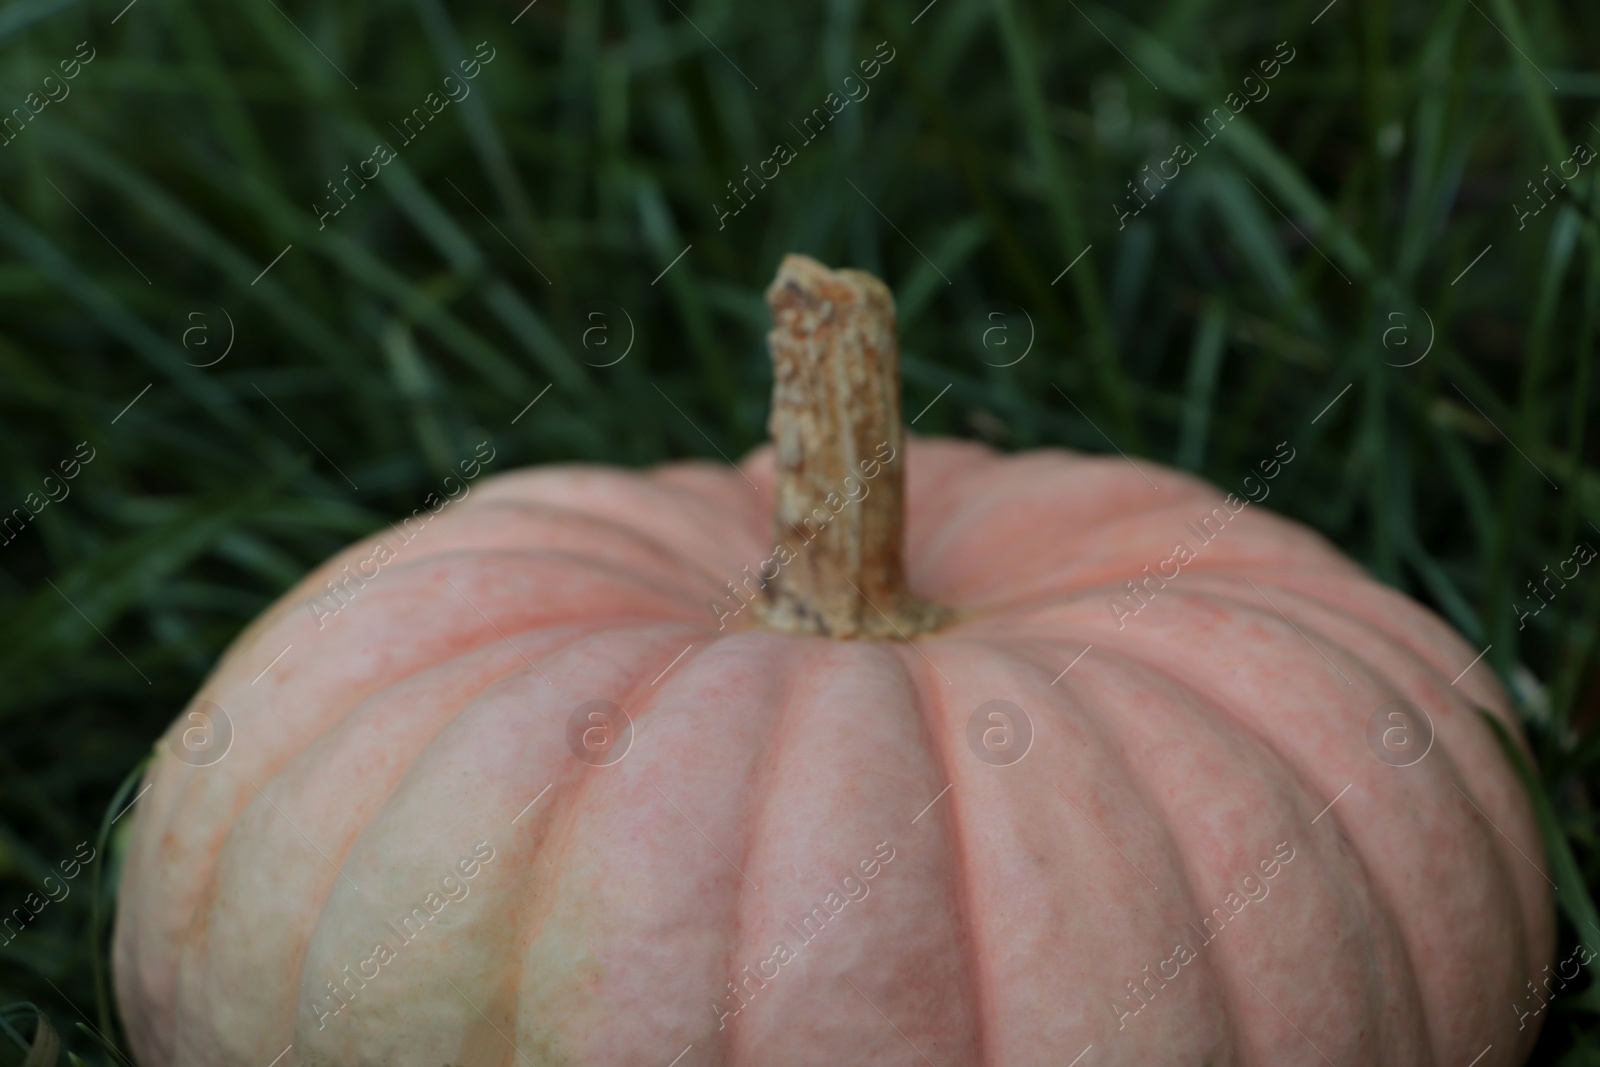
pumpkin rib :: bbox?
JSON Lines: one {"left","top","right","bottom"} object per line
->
{"left": 465, "top": 496, "right": 769, "bottom": 597}
{"left": 280, "top": 620, "right": 711, "bottom": 1064}
{"left": 228, "top": 522, "right": 724, "bottom": 672}
{"left": 163, "top": 640, "right": 545, "bottom": 1064}
{"left": 129, "top": 519, "right": 736, "bottom": 1059}
{"left": 917, "top": 448, "right": 1200, "bottom": 528}
{"left": 1072, "top": 638, "right": 1368, "bottom": 1060}
{"left": 471, "top": 465, "right": 770, "bottom": 577}
{"left": 487, "top": 626, "right": 729, "bottom": 1064}
{"left": 908, "top": 453, "right": 1212, "bottom": 567}
{"left": 1148, "top": 627, "right": 1435, "bottom": 1059}
{"left": 653, "top": 458, "right": 774, "bottom": 539}
{"left": 173, "top": 620, "right": 644, "bottom": 1059}
{"left": 711, "top": 634, "right": 800, "bottom": 1066}
{"left": 954, "top": 631, "right": 1391, "bottom": 1058}
{"left": 509, "top": 631, "right": 860, "bottom": 1066}
{"left": 909, "top": 510, "right": 1360, "bottom": 618}
{"left": 1047, "top": 590, "right": 1529, "bottom": 1061}
{"left": 976, "top": 634, "right": 1256, "bottom": 1058}
{"left": 422, "top": 498, "right": 745, "bottom": 598}
{"left": 1138, "top": 575, "right": 1509, "bottom": 782}
{"left": 332, "top": 543, "right": 722, "bottom": 626}
{"left": 713, "top": 635, "right": 951, "bottom": 1064}
{"left": 1178, "top": 570, "right": 1508, "bottom": 720}
{"left": 165, "top": 615, "right": 697, "bottom": 1061}
{"left": 1167, "top": 631, "right": 1440, "bottom": 1062}
{"left": 965, "top": 603, "right": 1493, "bottom": 1054}
{"left": 889, "top": 639, "right": 995, "bottom": 1067}
{"left": 617, "top": 630, "right": 768, "bottom": 1062}
{"left": 1161, "top": 575, "right": 1546, "bottom": 951}
{"left": 939, "top": 556, "right": 1358, "bottom": 624}
{"left": 966, "top": 567, "right": 1516, "bottom": 781}
{"left": 255, "top": 465, "right": 771, "bottom": 644}
{"left": 216, "top": 643, "right": 540, "bottom": 1062}
{"left": 259, "top": 601, "right": 700, "bottom": 786}
{"left": 963, "top": 571, "right": 1515, "bottom": 820}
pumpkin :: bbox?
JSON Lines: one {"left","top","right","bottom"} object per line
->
{"left": 114, "top": 254, "right": 1551, "bottom": 1066}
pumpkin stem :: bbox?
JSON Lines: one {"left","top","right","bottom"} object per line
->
{"left": 756, "top": 254, "right": 946, "bottom": 639}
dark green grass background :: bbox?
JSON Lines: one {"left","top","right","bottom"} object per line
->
{"left": 1, "top": 0, "right": 1598, "bottom": 1060}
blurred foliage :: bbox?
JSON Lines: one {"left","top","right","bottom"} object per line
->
{"left": 0, "top": 0, "right": 1598, "bottom": 1061}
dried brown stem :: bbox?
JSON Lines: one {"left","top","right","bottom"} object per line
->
{"left": 756, "top": 254, "right": 945, "bottom": 639}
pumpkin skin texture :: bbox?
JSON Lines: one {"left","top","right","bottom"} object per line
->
{"left": 113, "top": 438, "right": 1551, "bottom": 1067}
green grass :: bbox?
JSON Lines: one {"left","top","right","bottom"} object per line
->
{"left": 0, "top": 0, "right": 1598, "bottom": 1061}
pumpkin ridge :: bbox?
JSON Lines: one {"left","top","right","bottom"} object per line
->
{"left": 466, "top": 486, "right": 771, "bottom": 583}
{"left": 908, "top": 497, "right": 1354, "bottom": 615}
{"left": 496, "top": 628, "right": 728, "bottom": 1062}
{"left": 169, "top": 637, "right": 546, "bottom": 1060}
{"left": 984, "top": 632, "right": 1405, "bottom": 1057}
{"left": 1028, "top": 595, "right": 1382, "bottom": 799}
{"left": 1141, "top": 576, "right": 1547, "bottom": 946}
{"left": 906, "top": 454, "right": 1209, "bottom": 578}
{"left": 989, "top": 606, "right": 1532, "bottom": 1058}
{"left": 283, "top": 621, "right": 709, "bottom": 1060}
{"left": 472, "top": 464, "right": 772, "bottom": 581}
{"left": 299, "top": 615, "right": 681, "bottom": 765}
{"left": 502, "top": 630, "right": 807, "bottom": 1064}
{"left": 445, "top": 495, "right": 745, "bottom": 572}
{"left": 229, "top": 504, "right": 724, "bottom": 662}
{"left": 904, "top": 448, "right": 1148, "bottom": 539}
{"left": 648, "top": 459, "right": 775, "bottom": 537}
{"left": 1168, "top": 577, "right": 1512, "bottom": 764}
{"left": 352, "top": 546, "right": 718, "bottom": 626}
{"left": 171, "top": 600, "right": 718, "bottom": 1037}
{"left": 445, "top": 498, "right": 748, "bottom": 597}
{"left": 171, "top": 619, "right": 686, "bottom": 1053}
{"left": 888, "top": 639, "right": 994, "bottom": 1067}
{"left": 968, "top": 634, "right": 1264, "bottom": 1057}
{"left": 715, "top": 635, "right": 858, "bottom": 1065}
{"left": 1022, "top": 632, "right": 1328, "bottom": 1050}
{"left": 1250, "top": 579, "right": 1539, "bottom": 1051}
{"left": 921, "top": 566, "right": 1352, "bottom": 630}
{"left": 937, "top": 568, "right": 1333, "bottom": 631}
{"left": 971, "top": 573, "right": 1494, "bottom": 740}
{"left": 1173, "top": 570, "right": 1517, "bottom": 734}
{"left": 249, "top": 627, "right": 617, "bottom": 985}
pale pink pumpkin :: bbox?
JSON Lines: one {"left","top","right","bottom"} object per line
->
{"left": 114, "top": 257, "right": 1551, "bottom": 1066}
